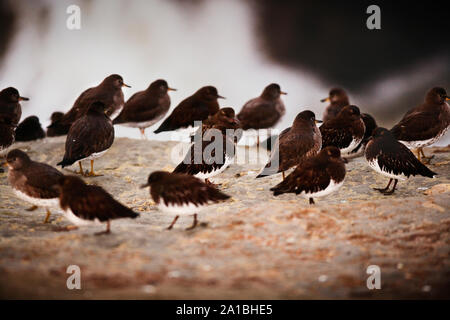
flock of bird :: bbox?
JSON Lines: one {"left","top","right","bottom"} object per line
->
{"left": 0, "top": 74, "right": 449, "bottom": 234}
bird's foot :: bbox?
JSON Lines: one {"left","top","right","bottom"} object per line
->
{"left": 53, "top": 225, "right": 79, "bottom": 232}
{"left": 26, "top": 205, "right": 38, "bottom": 212}
{"left": 86, "top": 171, "right": 103, "bottom": 177}
{"left": 95, "top": 229, "right": 111, "bottom": 236}
{"left": 373, "top": 187, "right": 389, "bottom": 194}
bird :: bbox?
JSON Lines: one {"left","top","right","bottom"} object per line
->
{"left": 154, "top": 86, "right": 224, "bottom": 134}
{"left": 365, "top": 127, "right": 437, "bottom": 195}
{"left": 320, "top": 88, "right": 350, "bottom": 122}
{"left": 47, "top": 74, "right": 130, "bottom": 133}
{"left": 0, "top": 87, "right": 29, "bottom": 126}
{"left": 46, "top": 111, "right": 69, "bottom": 137}
{"left": 5, "top": 149, "right": 63, "bottom": 223}
{"left": 270, "top": 146, "right": 346, "bottom": 204}
{"left": 347, "top": 113, "right": 378, "bottom": 158}
{"left": 391, "top": 87, "right": 450, "bottom": 163}
{"left": 190, "top": 107, "right": 241, "bottom": 142}
{"left": 320, "top": 105, "right": 365, "bottom": 157}
{"left": 14, "top": 116, "right": 46, "bottom": 142}
{"left": 113, "top": 79, "right": 176, "bottom": 139}
{"left": 140, "top": 171, "right": 230, "bottom": 230}
{"left": 57, "top": 101, "right": 114, "bottom": 177}
{"left": 237, "top": 83, "right": 286, "bottom": 146}
{"left": 55, "top": 175, "right": 139, "bottom": 234}
{"left": 173, "top": 108, "right": 240, "bottom": 184}
{"left": 256, "top": 110, "right": 322, "bottom": 180}
{"left": 0, "top": 118, "right": 16, "bottom": 172}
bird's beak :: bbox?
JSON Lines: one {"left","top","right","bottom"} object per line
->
{"left": 231, "top": 118, "right": 240, "bottom": 125}
{"left": 320, "top": 97, "right": 330, "bottom": 103}
{"left": 19, "top": 96, "right": 29, "bottom": 101}
{"left": 140, "top": 183, "right": 149, "bottom": 189}
{"left": 217, "top": 95, "right": 226, "bottom": 99}
{"left": 280, "top": 91, "right": 287, "bottom": 95}
{"left": 122, "top": 83, "right": 131, "bottom": 88}
{"left": 168, "top": 87, "right": 177, "bottom": 91}
{"left": 446, "top": 96, "right": 450, "bottom": 101}
{"left": 2, "top": 162, "right": 9, "bottom": 167}
{"left": 315, "top": 120, "right": 323, "bottom": 124}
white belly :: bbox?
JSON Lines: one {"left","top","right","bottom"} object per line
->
{"left": 119, "top": 114, "right": 166, "bottom": 129}
{"left": 194, "top": 156, "right": 234, "bottom": 180}
{"left": 157, "top": 201, "right": 204, "bottom": 216}
{"left": 399, "top": 127, "right": 448, "bottom": 149}
{"left": 62, "top": 209, "right": 102, "bottom": 226}
{"left": 298, "top": 179, "right": 344, "bottom": 199}
{"left": 78, "top": 149, "right": 109, "bottom": 162}
{"left": 13, "top": 189, "right": 60, "bottom": 208}
{"left": 340, "top": 138, "right": 363, "bottom": 156}
{"left": 368, "top": 158, "right": 407, "bottom": 181}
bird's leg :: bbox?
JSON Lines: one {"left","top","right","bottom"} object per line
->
{"left": 419, "top": 148, "right": 434, "bottom": 163}
{"left": 256, "top": 132, "right": 260, "bottom": 148}
{"left": 374, "top": 178, "right": 392, "bottom": 193}
{"left": 139, "top": 128, "right": 147, "bottom": 140}
{"left": 43, "top": 209, "right": 51, "bottom": 223}
{"left": 309, "top": 198, "right": 315, "bottom": 205}
{"left": 282, "top": 171, "right": 285, "bottom": 180}
{"left": 382, "top": 179, "right": 398, "bottom": 195}
{"left": 166, "top": 216, "right": 179, "bottom": 230}
{"left": 86, "top": 160, "right": 103, "bottom": 177}
{"left": 186, "top": 214, "right": 198, "bottom": 230}
{"left": 26, "top": 205, "right": 38, "bottom": 212}
{"left": 78, "top": 162, "right": 84, "bottom": 175}
{"left": 95, "top": 221, "right": 111, "bottom": 235}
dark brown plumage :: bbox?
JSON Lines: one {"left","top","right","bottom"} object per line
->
{"left": 56, "top": 175, "right": 139, "bottom": 234}
{"left": 141, "top": 171, "right": 230, "bottom": 230}
{"left": 390, "top": 87, "right": 450, "bottom": 163}
{"left": 257, "top": 110, "right": 322, "bottom": 179}
{"left": 348, "top": 113, "right": 378, "bottom": 157}
{"left": 154, "top": 86, "right": 224, "bottom": 134}
{"left": 321, "top": 88, "right": 349, "bottom": 123}
{"left": 365, "top": 127, "right": 437, "bottom": 195}
{"left": 46, "top": 112, "right": 69, "bottom": 137}
{"left": 0, "top": 87, "right": 29, "bottom": 126}
{"left": 6, "top": 149, "right": 63, "bottom": 223}
{"left": 320, "top": 105, "right": 365, "bottom": 156}
{"left": 113, "top": 79, "right": 176, "bottom": 138}
{"left": 57, "top": 101, "right": 114, "bottom": 177}
{"left": 48, "top": 74, "right": 130, "bottom": 133}
{"left": 270, "top": 146, "right": 346, "bottom": 204}
{"left": 0, "top": 117, "right": 15, "bottom": 154}
{"left": 14, "top": 116, "right": 46, "bottom": 142}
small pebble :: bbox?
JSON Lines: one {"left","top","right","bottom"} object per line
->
{"left": 318, "top": 275, "right": 328, "bottom": 282}
{"left": 422, "top": 285, "right": 431, "bottom": 292}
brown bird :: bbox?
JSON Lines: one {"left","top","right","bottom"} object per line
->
{"left": 5, "top": 149, "right": 63, "bottom": 223}
{"left": 46, "top": 112, "right": 69, "bottom": 137}
{"left": 55, "top": 175, "right": 139, "bottom": 234}
{"left": 270, "top": 146, "right": 346, "bottom": 204}
{"left": 347, "top": 113, "right": 378, "bottom": 158}
{"left": 154, "top": 86, "right": 224, "bottom": 134}
{"left": 15, "top": 116, "right": 46, "bottom": 142}
{"left": 0, "top": 87, "right": 29, "bottom": 126}
{"left": 140, "top": 171, "right": 230, "bottom": 230}
{"left": 256, "top": 110, "right": 322, "bottom": 179}
{"left": 48, "top": 74, "right": 130, "bottom": 133}
{"left": 113, "top": 79, "right": 176, "bottom": 139}
{"left": 0, "top": 118, "right": 16, "bottom": 173}
{"left": 391, "top": 87, "right": 450, "bottom": 163}
{"left": 320, "top": 88, "right": 350, "bottom": 123}
{"left": 320, "top": 105, "right": 365, "bottom": 157}
{"left": 366, "top": 127, "right": 437, "bottom": 195}
{"left": 237, "top": 83, "right": 286, "bottom": 146}
{"left": 57, "top": 101, "right": 114, "bottom": 177}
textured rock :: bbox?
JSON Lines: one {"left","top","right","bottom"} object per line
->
{"left": 0, "top": 137, "right": 449, "bottom": 299}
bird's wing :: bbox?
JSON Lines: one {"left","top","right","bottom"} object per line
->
{"left": 237, "top": 100, "right": 280, "bottom": 129}
{"left": 391, "top": 111, "right": 442, "bottom": 141}
{"left": 22, "top": 163, "right": 63, "bottom": 199}
{"left": 320, "top": 121, "right": 354, "bottom": 149}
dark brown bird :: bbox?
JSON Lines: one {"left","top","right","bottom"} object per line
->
{"left": 391, "top": 87, "right": 450, "bottom": 163}
{"left": 57, "top": 101, "right": 114, "bottom": 177}
{"left": 320, "top": 88, "right": 350, "bottom": 122}
{"left": 113, "top": 79, "right": 176, "bottom": 139}
{"left": 348, "top": 113, "right": 378, "bottom": 157}
{"left": 55, "top": 175, "right": 139, "bottom": 234}
{"left": 0, "top": 87, "right": 29, "bottom": 126}
{"left": 320, "top": 105, "right": 365, "bottom": 157}
{"left": 366, "top": 127, "right": 437, "bottom": 195}
{"left": 237, "top": 83, "right": 286, "bottom": 146}
{"left": 154, "top": 86, "right": 224, "bottom": 134}
{"left": 6, "top": 149, "right": 63, "bottom": 223}
{"left": 46, "top": 112, "right": 69, "bottom": 137}
{"left": 48, "top": 74, "right": 130, "bottom": 133}
{"left": 174, "top": 108, "right": 240, "bottom": 184}
{"left": 270, "top": 146, "right": 346, "bottom": 204}
{"left": 15, "top": 116, "right": 46, "bottom": 142}
{"left": 0, "top": 117, "right": 16, "bottom": 154}
{"left": 140, "top": 171, "right": 230, "bottom": 230}
{"left": 257, "top": 110, "right": 322, "bottom": 179}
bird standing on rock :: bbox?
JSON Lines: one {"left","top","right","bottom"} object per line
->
{"left": 365, "top": 127, "right": 437, "bottom": 195}
{"left": 0, "top": 87, "right": 29, "bottom": 126}
{"left": 141, "top": 171, "right": 230, "bottom": 230}
{"left": 391, "top": 87, "right": 450, "bottom": 163}
{"left": 237, "top": 83, "right": 286, "bottom": 146}
{"left": 256, "top": 110, "right": 322, "bottom": 180}
{"left": 48, "top": 74, "right": 130, "bottom": 134}
{"left": 113, "top": 79, "right": 176, "bottom": 139}
{"left": 154, "top": 86, "right": 224, "bottom": 134}
{"left": 321, "top": 88, "right": 350, "bottom": 123}
{"left": 320, "top": 105, "right": 365, "bottom": 157}
{"left": 57, "top": 101, "right": 114, "bottom": 177}
{"left": 15, "top": 116, "right": 46, "bottom": 142}
{"left": 270, "top": 146, "right": 346, "bottom": 204}
{"left": 5, "top": 149, "right": 63, "bottom": 223}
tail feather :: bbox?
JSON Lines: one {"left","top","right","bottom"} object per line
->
{"left": 256, "top": 162, "right": 279, "bottom": 179}
{"left": 154, "top": 117, "right": 174, "bottom": 134}
{"left": 57, "top": 158, "right": 76, "bottom": 168}
{"left": 418, "top": 163, "right": 437, "bottom": 178}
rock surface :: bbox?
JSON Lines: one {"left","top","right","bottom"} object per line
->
{"left": 0, "top": 137, "right": 449, "bottom": 299}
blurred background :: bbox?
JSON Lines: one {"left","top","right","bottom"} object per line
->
{"left": 0, "top": 0, "right": 449, "bottom": 144}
